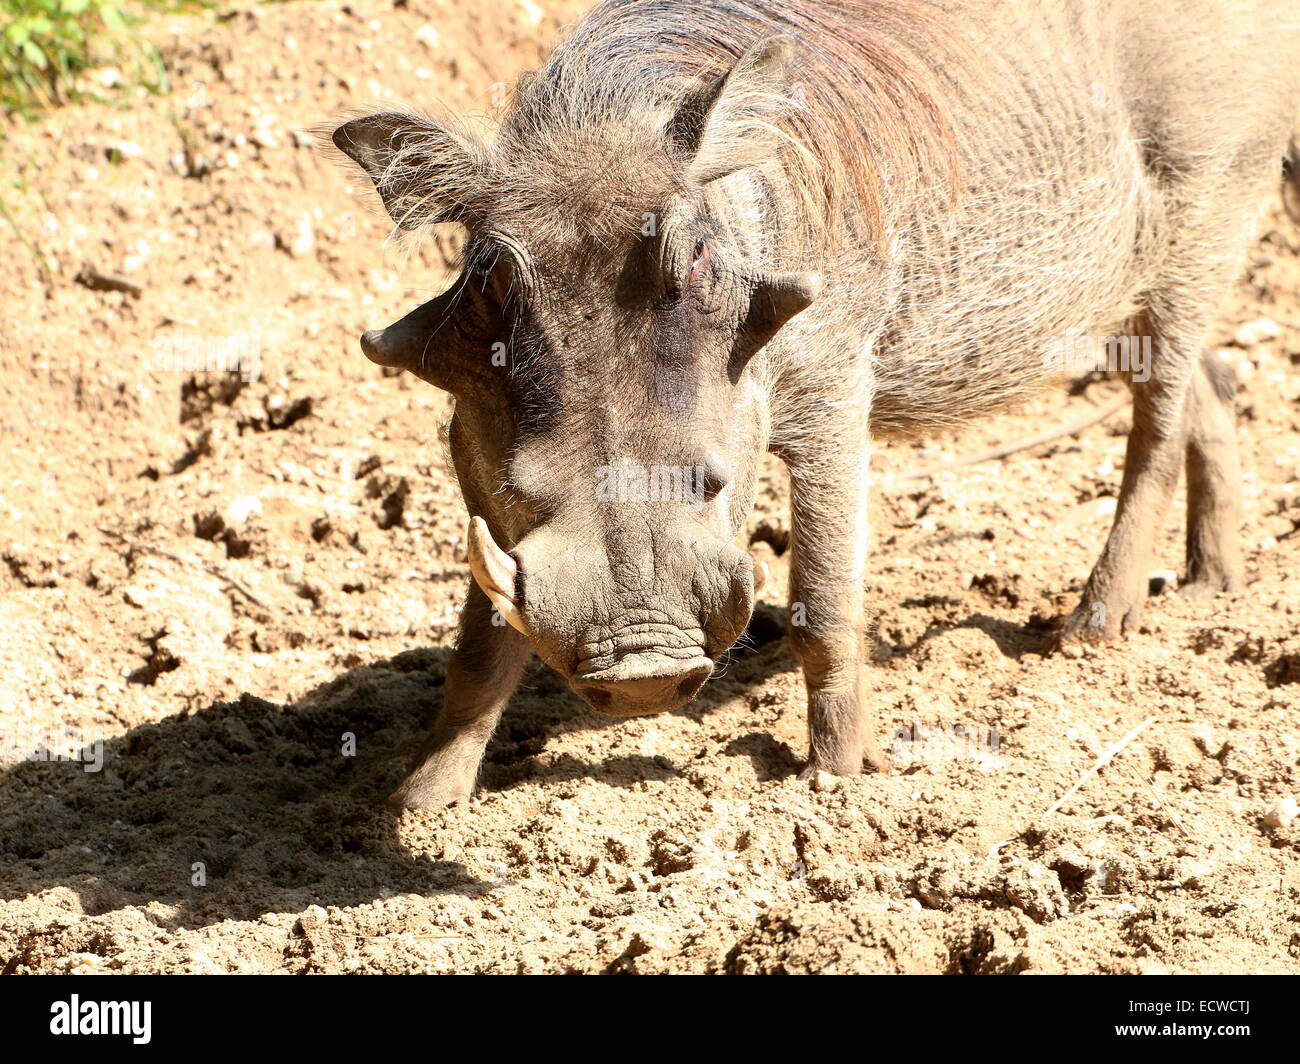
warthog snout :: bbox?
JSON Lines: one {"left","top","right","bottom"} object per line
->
{"left": 573, "top": 656, "right": 715, "bottom": 717}
{"left": 468, "top": 514, "right": 760, "bottom": 716}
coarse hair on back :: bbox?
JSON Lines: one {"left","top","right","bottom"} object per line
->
{"left": 495, "top": 0, "right": 972, "bottom": 255}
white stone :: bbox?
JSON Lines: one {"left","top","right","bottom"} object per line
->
{"left": 1233, "top": 318, "right": 1281, "bottom": 347}
{"left": 1263, "top": 795, "right": 1298, "bottom": 829}
{"left": 225, "top": 495, "right": 263, "bottom": 526}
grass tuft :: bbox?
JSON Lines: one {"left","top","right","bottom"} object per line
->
{"left": 1, "top": 0, "right": 169, "bottom": 115}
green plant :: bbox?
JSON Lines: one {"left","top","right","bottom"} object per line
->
{"left": 0, "top": 187, "right": 52, "bottom": 280}
{"left": 1, "top": 0, "right": 167, "bottom": 114}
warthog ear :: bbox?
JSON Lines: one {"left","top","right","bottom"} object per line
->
{"left": 331, "top": 111, "right": 488, "bottom": 230}
{"left": 730, "top": 271, "right": 821, "bottom": 375}
{"left": 360, "top": 272, "right": 505, "bottom": 394}
{"left": 667, "top": 35, "right": 797, "bottom": 186}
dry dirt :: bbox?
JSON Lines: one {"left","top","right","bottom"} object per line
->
{"left": 2, "top": 0, "right": 1299, "bottom": 975}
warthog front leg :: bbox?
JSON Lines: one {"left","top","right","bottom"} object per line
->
{"left": 785, "top": 447, "right": 892, "bottom": 777}
{"left": 388, "top": 584, "right": 529, "bottom": 809}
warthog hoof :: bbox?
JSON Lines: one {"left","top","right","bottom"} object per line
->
{"left": 799, "top": 743, "right": 893, "bottom": 780}
{"left": 1058, "top": 590, "right": 1145, "bottom": 647}
{"left": 387, "top": 764, "right": 476, "bottom": 810}
{"left": 1177, "top": 575, "right": 1237, "bottom": 602}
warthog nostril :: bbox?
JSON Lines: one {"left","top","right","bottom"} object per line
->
{"left": 584, "top": 688, "right": 612, "bottom": 710}
{"left": 677, "top": 671, "right": 708, "bottom": 701}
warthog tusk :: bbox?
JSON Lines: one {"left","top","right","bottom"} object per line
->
{"left": 467, "top": 516, "right": 527, "bottom": 634}
{"left": 755, "top": 559, "right": 769, "bottom": 594}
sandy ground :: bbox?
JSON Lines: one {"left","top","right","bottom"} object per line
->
{"left": 1, "top": 0, "right": 1299, "bottom": 975}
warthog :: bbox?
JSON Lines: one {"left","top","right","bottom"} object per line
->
{"left": 331, "top": 0, "right": 1300, "bottom": 807}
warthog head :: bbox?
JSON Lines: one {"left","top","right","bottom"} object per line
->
{"left": 334, "top": 38, "right": 816, "bottom": 716}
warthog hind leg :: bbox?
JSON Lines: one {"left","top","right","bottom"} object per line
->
{"left": 1063, "top": 310, "right": 1193, "bottom": 643}
{"left": 1181, "top": 350, "right": 1243, "bottom": 599}
{"left": 1061, "top": 125, "right": 1288, "bottom": 641}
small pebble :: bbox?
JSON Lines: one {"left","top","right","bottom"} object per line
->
{"left": 1233, "top": 318, "right": 1281, "bottom": 347}
{"left": 809, "top": 769, "right": 841, "bottom": 793}
{"left": 1263, "top": 795, "right": 1298, "bottom": 829}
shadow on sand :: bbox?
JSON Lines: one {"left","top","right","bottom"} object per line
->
{"left": 0, "top": 608, "right": 795, "bottom": 929}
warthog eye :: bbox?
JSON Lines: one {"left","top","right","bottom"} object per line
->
{"left": 686, "top": 237, "right": 709, "bottom": 288}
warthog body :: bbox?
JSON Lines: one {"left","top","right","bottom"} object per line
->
{"left": 332, "top": 0, "right": 1300, "bottom": 807}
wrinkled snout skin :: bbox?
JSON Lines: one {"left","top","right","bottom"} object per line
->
{"left": 512, "top": 517, "right": 757, "bottom": 716}
{"left": 334, "top": 0, "right": 1300, "bottom": 810}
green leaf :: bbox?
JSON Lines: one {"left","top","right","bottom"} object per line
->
{"left": 21, "top": 39, "right": 48, "bottom": 70}
{"left": 99, "top": 5, "right": 126, "bottom": 32}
